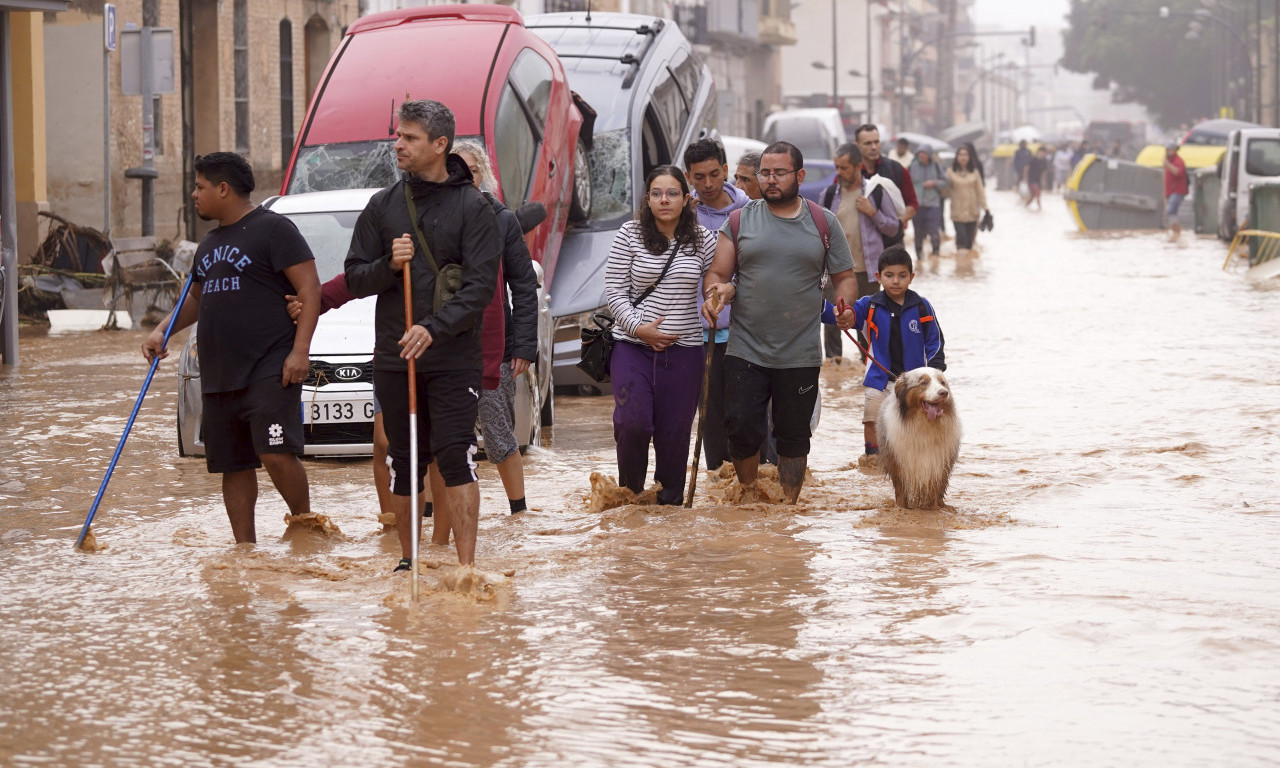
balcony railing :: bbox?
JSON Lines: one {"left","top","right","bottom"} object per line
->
{"left": 673, "top": 2, "right": 709, "bottom": 45}
{"left": 757, "top": 0, "right": 795, "bottom": 45}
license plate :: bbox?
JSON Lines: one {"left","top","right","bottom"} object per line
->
{"left": 304, "top": 399, "right": 375, "bottom": 424}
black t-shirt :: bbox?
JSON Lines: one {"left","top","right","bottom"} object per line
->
{"left": 1028, "top": 156, "right": 1048, "bottom": 182}
{"left": 193, "top": 207, "right": 314, "bottom": 393}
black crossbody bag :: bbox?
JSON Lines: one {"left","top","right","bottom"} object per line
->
{"left": 404, "top": 185, "right": 463, "bottom": 314}
{"left": 576, "top": 240, "right": 680, "bottom": 383}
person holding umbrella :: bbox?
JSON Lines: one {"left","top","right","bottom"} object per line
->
{"left": 344, "top": 100, "right": 501, "bottom": 574}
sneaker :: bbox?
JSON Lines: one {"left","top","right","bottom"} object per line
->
{"left": 393, "top": 558, "right": 412, "bottom": 573}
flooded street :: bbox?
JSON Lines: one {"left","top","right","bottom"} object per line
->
{"left": 4, "top": 190, "right": 1280, "bottom": 766}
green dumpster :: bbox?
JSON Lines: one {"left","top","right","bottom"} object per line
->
{"left": 1246, "top": 183, "right": 1280, "bottom": 262}
{"left": 1193, "top": 167, "right": 1220, "bottom": 235}
{"left": 1064, "top": 154, "right": 1164, "bottom": 231}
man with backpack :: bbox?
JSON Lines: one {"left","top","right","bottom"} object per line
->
{"left": 702, "top": 141, "right": 858, "bottom": 504}
{"left": 821, "top": 142, "right": 900, "bottom": 361}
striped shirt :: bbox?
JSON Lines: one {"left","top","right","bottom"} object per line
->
{"left": 605, "top": 220, "right": 716, "bottom": 348}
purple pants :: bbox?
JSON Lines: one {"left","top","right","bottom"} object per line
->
{"left": 610, "top": 339, "right": 704, "bottom": 505}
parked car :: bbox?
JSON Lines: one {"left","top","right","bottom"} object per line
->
{"left": 1182, "top": 118, "right": 1261, "bottom": 147}
{"left": 176, "top": 189, "right": 553, "bottom": 458}
{"left": 526, "top": 11, "right": 717, "bottom": 391}
{"left": 281, "top": 4, "right": 586, "bottom": 316}
{"left": 721, "top": 135, "right": 767, "bottom": 169}
{"left": 762, "top": 108, "right": 845, "bottom": 162}
{"left": 1217, "top": 128, "right": 1280, "bottom": 240}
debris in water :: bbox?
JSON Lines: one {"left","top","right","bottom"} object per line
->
{"left": 282, "top": 512, "right": 344, "bottom": 538}
{"left": 377, "top": 512, "right": 397, "bottom": 527}
{"left": 586, "top": 472, "right": 661, "bottom": 513}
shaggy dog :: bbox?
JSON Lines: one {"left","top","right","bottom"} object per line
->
{"left": 876, "top": 367, "right": 961, "bottom": 510}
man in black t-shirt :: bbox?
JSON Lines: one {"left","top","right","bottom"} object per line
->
{"left": 1024, "top": 146, "right": 1049, "bottom": 211}
{"left": 143, "top": 152, "right": 322, "bottom": 544}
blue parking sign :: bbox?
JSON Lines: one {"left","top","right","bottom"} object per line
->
{"left": 104, "top": 5, "right": 117, "bottom": 52}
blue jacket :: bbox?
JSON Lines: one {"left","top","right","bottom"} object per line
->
{"left": 822, "top": 289, "right": 945, "bottom": 390}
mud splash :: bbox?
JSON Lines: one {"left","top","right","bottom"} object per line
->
{"left": 586, "top": 472, "right": 662, "bottom": 513}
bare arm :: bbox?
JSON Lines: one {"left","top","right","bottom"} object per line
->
{"left": 281, "top": 260, "right": 321, "bottom": 386}
{"left": 701, "top": 232, "right": 738, "bottom": 324}
{"left": 830, "top": 269, "right": 858, "bottom": 330}
{"left": 141, "top": 283, "right": 203, "bottom": 362}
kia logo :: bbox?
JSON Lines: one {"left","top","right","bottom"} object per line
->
{"left": 334, "top": 366, "right": 362, "bottom": 381}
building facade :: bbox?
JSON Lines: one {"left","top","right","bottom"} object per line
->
{"left": 38, "top": 0, "right": 358, "bottom": 248}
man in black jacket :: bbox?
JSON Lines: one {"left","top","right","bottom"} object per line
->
{"left": 345, "top": 100, "right": 501, "bottom": 573}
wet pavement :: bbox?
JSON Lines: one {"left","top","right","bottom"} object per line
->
{"left": 3, "top": 190, "right": 1280, "bottom": 766}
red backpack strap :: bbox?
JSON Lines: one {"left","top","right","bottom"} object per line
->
{"left": 805, "top": 198, "right": 831, "bottom": 257}
{"left": 729, "top": 207, "right": 743, "bottom": 251}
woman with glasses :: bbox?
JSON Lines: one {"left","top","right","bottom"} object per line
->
{"left": 604, "top": 165, "right": 717, "bottom": 505}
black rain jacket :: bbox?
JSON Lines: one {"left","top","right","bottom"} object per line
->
{"left": 344, "top": 154, "right": 501, "bottom": 373}
{"left": 483, "top": 191, "right": 539, "bottom": 363}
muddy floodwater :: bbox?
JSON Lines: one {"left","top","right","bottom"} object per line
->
{"left": 4, "top": 192, "right": 1280, "bottom": 767}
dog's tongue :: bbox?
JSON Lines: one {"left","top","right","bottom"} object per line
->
{"left": 923, "top": 402, "right": 943, "bottom": 421}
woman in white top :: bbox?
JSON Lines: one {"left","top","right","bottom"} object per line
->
{"left": 605, "top": 164, "right": 716, "bottom": 505}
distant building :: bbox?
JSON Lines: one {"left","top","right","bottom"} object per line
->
{"left": 33, "top": 0, "right": 358, "bottom": 250}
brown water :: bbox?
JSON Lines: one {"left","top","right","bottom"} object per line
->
{"left": 4, "top": 193, "right": 1280, "bottom": 766}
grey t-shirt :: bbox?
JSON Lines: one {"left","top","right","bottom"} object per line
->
{"left": 719, "top": 199, "right": 855, "bottom": 368}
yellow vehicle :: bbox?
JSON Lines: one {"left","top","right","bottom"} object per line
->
{"left": 991, "top": 142, "right": 1043, "bottom": 190}
{"left": 1134, "top": 144, "right": 1225, "bottom": 169}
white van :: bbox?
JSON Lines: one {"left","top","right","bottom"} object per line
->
{"left": 761, "top": 108, "right": 846, "bottom": 161}
{"left": 1217, "top": 128, "right": 1280, "bottom": 240}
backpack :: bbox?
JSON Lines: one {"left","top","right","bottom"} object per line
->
{"left": 728, "top": 197, "right": 830, "bottom": 258}
{"left": 727, "top": 198, "right": 833, "bottom": 298}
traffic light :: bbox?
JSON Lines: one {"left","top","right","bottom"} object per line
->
{"left": 1028, "top": 25, "right": 1036, "bottom": 46}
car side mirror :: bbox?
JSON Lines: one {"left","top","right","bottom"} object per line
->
{"left": 516, "top": 202, "right": 548, "bottom": 234}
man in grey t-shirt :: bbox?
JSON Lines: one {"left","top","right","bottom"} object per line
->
{"left": 702, "top": 141, "right": 860, "bottom": 503}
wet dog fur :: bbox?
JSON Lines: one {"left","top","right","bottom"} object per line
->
{"left": 876, "top": 367, "right": 961, "bottom": 510}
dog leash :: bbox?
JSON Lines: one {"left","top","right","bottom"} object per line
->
{"left": 834, "top": 298, "right": 897, "bottom": 381}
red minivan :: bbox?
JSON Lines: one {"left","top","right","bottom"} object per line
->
{"left": 281, "top": 4, "right": 589, "bottom": 287}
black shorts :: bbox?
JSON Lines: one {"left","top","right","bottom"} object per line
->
{"left": 202, "top": 378, "right": 304, "bottom": 473}
{"left": 375, "top": 368, "right": 480, "bottom": 494}
{"left": 722, "top": 356, "right": 820, "bottom": 459}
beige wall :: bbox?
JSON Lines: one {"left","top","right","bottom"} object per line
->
{"left": 40, "top": 0, "right": 358, "bottom": 251}
{"left": 10, "top": 11, "right": 49, "bottom": 263}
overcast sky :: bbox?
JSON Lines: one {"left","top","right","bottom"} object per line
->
{"left": 972, "top": 0, "right": 1071, "bottom": 31}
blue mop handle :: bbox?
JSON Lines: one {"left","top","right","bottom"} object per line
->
{"left": 74, "top": 271, "right": 195, "bottom": 549}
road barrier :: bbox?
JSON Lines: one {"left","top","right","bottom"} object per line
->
{"left": 1223, "top": 228, "right": 1280, "bottom": 281}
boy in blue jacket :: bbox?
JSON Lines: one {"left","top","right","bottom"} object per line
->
{"left": 826, "top": 245, "right": 946, "bottom": 457}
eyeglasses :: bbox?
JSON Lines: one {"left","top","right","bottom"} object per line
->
{"left": 648, "top": 188, "right": 685, "bottom": 200}
{"left": 755, "top": 169, "right": 797, "bottom": 181}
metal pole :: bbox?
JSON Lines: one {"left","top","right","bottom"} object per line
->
{"left": 831, "top": 0, "right": 837, "bottom": 115}
{"left": 1257, "top": 0, "right": 1263, "bottom": 122}
{"left": 180, "top": 0, "right": 194, "bottom": 241}
{"left": 866, "top": 0, "right": 872, "bottom": 122}
{"left": 103, "top": 34, "right": 111, "bottom": 234}
{"left": 140, "top": 27, "right": 154, "bottom": 236}
{"left": 898, "top": 0, "right": 906, "bottom": 131}
{"left": 1, "top": 11, "right": 19, "bottom": 366}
